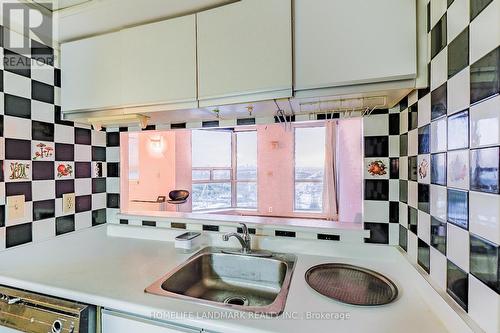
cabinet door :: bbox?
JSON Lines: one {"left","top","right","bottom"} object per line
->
{"left": 294, "top": 0, "right": 417, "bottom": 91}
{"left": 101, "top": 310, "right": 200, "bottom": 333}
{"left": 197, "top": 0, "right": 292, "bottom": 107}
{"left": 61, "top": 31, "right": 123, "bottom": 111}
{"left": 121, "top": 15, "right": 198, "bottom": 109}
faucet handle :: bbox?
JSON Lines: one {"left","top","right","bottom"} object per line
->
{"left": 239, "top": 223, "right": 249, "bottom": 235}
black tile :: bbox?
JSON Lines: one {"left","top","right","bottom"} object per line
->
{"left": 470, "top": 47, "right": 500, "bottom": 104}
{"left": 6, "top": 223, "right": 32, "bottom": 248}
{"left": 119, "top": 127, "right": 128, "bottom": 132}
{"left": 0, "top": 161, "right": 3, "bottom": 182}
{"left": 364, "top": 179, "right": 389, "bottom": 200}
{"left": 203, "top": 225, "right": 220, "bottom": 232}
{"left": 389, "top": 158, "right": 399, "bottom": 179}
{"left": 32, "top": 161, "right": 54, "bottom": 180}
{"left": 33, "top": 199, "right": 55, "bottom": 221}
{"left": 447, "top": 260, "right": 468, "bottom": 311}
{"left": 399, "top": 96, "right": 408, "bottom": 111}
{"left": 470, "top": 0, "right": 493, "bottom": 20}
{"left": 417, "top": 239, "right": 431, "bottom": 273}
{"left": 5, "top": 139, "right": 31, "bottom": 160}
{"left": 408, "top": 104, "right": 418, "bottom": 131}
{"left": 107, "top": 193, "right": 120, "bottom": 208}
{"left": 426, "top": 2, "right": 431, "bottom": 33}
{"left": 171, "top": 222, "right": 186, "bottom": 229}
{"left": 389, "top": 201, "right": 399, "bottom": 223}
{"left": 317, "top": 234, "right": 340, "bottom": 241}
{"left": 418, "top": 125, "right": 430, "bottom": 154}
{"left": 55, "top": 106, "right": 73, "bottom": 126}
{"left": 274, "top": 115, "right": 295, "bottom": 123}
{"left": 170, "top": 123, "right": 186, "bottom": 129}
{"left": 431, "top": 83, "right": 447, "bottom": 120}
{"left": 470, "top": 147, "right": 500, "bottom": 193}
{"left": 56, "top": 215, "right": 75, "bottom": 236}
{"left": 447, "top": 110, "right": 469, "bottom": 150}
{"left": 32, "top": 121, "right": 54, "bottom": 141}
{"left": 3, "top": 50, "right": 30, "bottom": 77}
{"left": 4, "top": 94, "right": 31, "bottom": 119}
{"left": 92, "top": 209, "right": 106, "bottom": 226}
{"left": 75, "top": 195, "right": 91, "bottom": 213}
{"left": 409, "top": 156, "right": 418, "bottom": 181}
{"left": 202, "top": 120, "right": 219, "bottom": 128}
{"left": 447, "top": 0, "right": 455, "bottom": 7}
{"left": 470, "top": 234, "right": 500, "bottom": 294}
{"left": 75, "top": 162, "right": 91, "bottom": 178}
{"left": 75, "top": 127, "right": 91, "bottom": 145}
{"left": 119, "top": 219, "right": 129, "bottom": 225}
{"left": 448, "top": 27, "right": 469, "bottom": 79}
{"left": 399, "top": 225, "right": 408, "bottom": 251}
{"left": 371, "top": 109, "right": 389, "bottom": 115}
{"left": 92, "top": 146, "right": 106, "bottom": 162}
{"left": 275, "top": 230, "right": 296, "bottom": 237}
{"left": 447, "top": 189, "right": 468, "bottom": 229}
{"left": 54, "top": 68, "right": 61, "bottom": 87}
{"left": 364, "top": 136, "right": 389, "bottom": 157}
{"left": 0, "top": 206, "right": 4, "bottom": 227}
{"left": 31, "top": 40, "right": 54, "bottom": 65}
{"left": 408, "top": 206, "right": 418, "bottom": 234}
{"left": 106, "top": 132, "right": 120, "bottom": 147}
{"left": 431, "top": 217, "right": 447, "bottom": 255}
{"left": 92, "top": 178, "right": 106, "bottom": 193}
{"left": 107, "top": 163, "right": 119, "bottom": 177}
{"left": 400, "top": 134, "right": 408, "bottom": 156}
{"left": 418, "top": 87, "right": 431, "bottom": 99}
{"left": 431, "top": 13, "right": 447, "bottom": 59}
{"left": 237, "top": 118, "right": 256, "bottom": 125}
{"left": 55, "top": 143, "right": 74, "bottom": 161}
{"left": 143, "top": 221, "right": 156, "bottom": 227}
{"left": 143, "top": 125, "right": 156, "bottom": 131}
{"left": 32, "top": 80, "right": 54, "bottom": 104}
{"left": 364, "top": 223, "right": 389, "bottom": 244}
{"left": 55, "top": 180, "right": 74, "bottom": 198}
{"left": 399, "top": 180, "right": 408, "bottom": 203}
{"left": 0, "top": 115, "right": 3, "bottom": 137}
{"left": 389, "top": 114, "right": 400, "bottom": 135}
{"left": 6, "top": 182, "right": 32, "bottom": 201}
{"left": 431, "top": 153, "right": 447, "bottom": 185}
{"left": 418, "top": 184, "right": 430, "bottom": 213}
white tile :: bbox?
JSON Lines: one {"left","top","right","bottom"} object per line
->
{"left": 364, "top": 158, "right": 390, "bottom": 179}
{"left": 0, "top": 92, "right": 3, "bottom": 115}
{"left": 430, "top": 0, "right": 447, "bottom": 29}
{"left": 448, "top": 67, "right": 470, "bottom": 115}
{"left": 91, "top": 130, "right": 107, "bottom": 147}
{"left": 389, "top": 136, "right": 399, "bottom": 157}
{"left": 430, "top": 47, "right": 447, "bottom": 90}
{"left": 399, "top": 203, "right": 408, "bottom": 228}
{"left": 399, "top": 156, "right": 408, "bottom": 180}
{"left": 32, "top": 180, "right": 55, "bottom": 201}
{"left": 32, "top": 218, "right": 55, "bottom": 242}
{"left": 408, "top": 90, "right": 418, "bottom": 106}
{"left": 92, "top": 193, "right": 106, "bottom": 210}
{"left": 75, "top": 211, "right": 92, "bottom": 230}
{"left": 430, "top": 185, "right": 447, "bottom": 221}
{"left": 106, "top": 147, "right": 120, "bottom": 163}
{"left": 389, "top": 179, "right": 399, "bottom": 201}
{"left": 0, "top": 183, "right": 5, "bottom": 205}
{"left": 389, "top": 223, "right": 399, "bottom": 245}
{"left": 447, "top": 0, "right": 469, "bottom": 42}
{"left": 0, "top": 137, "right": 4, "bottom": 160}
{"left": 417, "top": 93, "right": 431, "bottom": 127}
{"left": 417, "top": 154, "right": 430, "bottom": 184}
{"left": 106, "top": 208, "right": 121, "bottom": 224}
{"left": 430, "top": 117, "right": 447, "bottom": 153}
{"left": 4, "top": 160, "right": 32, "bottom": 182}
{"left": 4, "top": 116, "right": 31, "bottom": 140}
{"left": 55, "top": 198, "right": 72, "bottom": 217}
{"left": 363, "top": 201, "right": 389, "bottom": 222}
{"left": 3, "top": 71, "right": 31, "bottom": 98}
{"left": 447, "top": 223, "right": 470, "bottom": 272}
{"left": 408, "top": 181, "right": 418, "bottom": 208}
{"left": 106, "top": 178, "right": 120, "bottom": 193}
{"left": 5, "top": 201, "right": 33, "bottom": 227}
{"left": 469, "top": 0, "right": 500, "bottom": 64}
{"left": 74, "top": 145, "right": 91, "bottom": 162}
{"left": 470, "top": 95, "right": 500, "bottom": 148}
{"left": 417, "top": 210, "right": 431, "bottom": 244}
{"left": 31, "top": 61, "right": 54, "bottom": 85}
{"left": 469, "top": 275, "right": 500, "bottom": 333}
{"left": 470, "top": 191, "right": 500, "bottom": 245}
{"left": 447, "top": 149, "right": 469, "bottom": 190}
{"left": 0, "top": 228, "right": 5, "bottom": 251}
{"left": 408, "top": 129, "right": 418, "bottom": 156}
{"left": 31, "top": 100, "right": 54, "bottom": 123}
{"left": 430, "top": 246, "right": 447, "bottom": 290}
{"left": 55, "top": 124, "right": 74, "bottom": 144}
{"left": 407, "top": 231, "right": 418, "bottom": 264}
{"left": 400, "top": 109, "right": 408, "bottom": 134}
{"left": 75, "top": 178, "right": 92, "bottom": 196}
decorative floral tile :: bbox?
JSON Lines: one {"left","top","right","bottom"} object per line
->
{"left": 447, "top": 149, "right": 469, "bottom": 190}
{"left": 31, "top": 141, "right": 55, "bottom": 161}
{"left": 417, "top": 154, "right": 431, "bottom": 184}
{"left": 5, "top": 160, "right": 32, "bottom": 182}
{"left": 92, "top": 161, "right": 106, "bottom": 178}
{"left": 54, "top": 162, "right": 74, "bottom": 180}
{"left": 364, "top": 158, "right": 390, "bottom": 179}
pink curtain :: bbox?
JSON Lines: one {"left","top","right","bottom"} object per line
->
{"left": 323, "top": 120, "right": 338, "bottom": 220}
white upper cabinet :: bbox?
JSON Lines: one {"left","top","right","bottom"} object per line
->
{"left": 196, "top": 0, "right": 293, "bottom": 107}
{"left": 121, "top": 15, "right": 197, "bottom": 109}
{"left": 61, "top": 31, "right": 123, "bottom": 111}
{"left": 294, "top": 0, "right": 417, "bottom": 94}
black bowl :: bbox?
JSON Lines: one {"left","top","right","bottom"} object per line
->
{"left": 169, "top": 190, "right": 190, "bottom": 201}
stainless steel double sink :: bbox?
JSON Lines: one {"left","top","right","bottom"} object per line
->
{"left": 145, "top": 247, "right": 297, "bottom": 315}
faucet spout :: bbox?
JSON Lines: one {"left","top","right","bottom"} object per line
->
{"left": 222, "top": 223, "right": 251, "bottom": 253}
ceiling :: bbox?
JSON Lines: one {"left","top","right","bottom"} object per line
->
{"left": 52, "top": 0, "right": 238, "bottom": 42}
{"left": 33, "top": 0, "right": 92, "bottom": 11}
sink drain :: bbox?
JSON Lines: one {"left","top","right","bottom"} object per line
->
{"left": 223, "top": 296, "right": 249, "bottom": 306}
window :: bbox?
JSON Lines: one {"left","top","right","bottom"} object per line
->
{"left": 294, "top": 127, "right": 325, "bottom": 212}
{"left": 191, "top": 130, "right": 257, "bottom": 211}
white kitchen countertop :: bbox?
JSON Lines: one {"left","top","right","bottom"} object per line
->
{"left": 0, "top": 225, "right": 472, "bottom": 333}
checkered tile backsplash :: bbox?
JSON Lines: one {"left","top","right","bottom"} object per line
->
{"left": 364, "top": 1, "right": 500, "bottom": 331}
{"left": 0, "top": 26, "right": 108, "bottom": 250}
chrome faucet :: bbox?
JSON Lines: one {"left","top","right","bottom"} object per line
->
{"left": 222, "top": 223, "right": 251, "bottom": 253}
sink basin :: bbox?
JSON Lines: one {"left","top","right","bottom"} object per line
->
{"left": 145, "top": 247, "right": 296, "bottom": 315}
